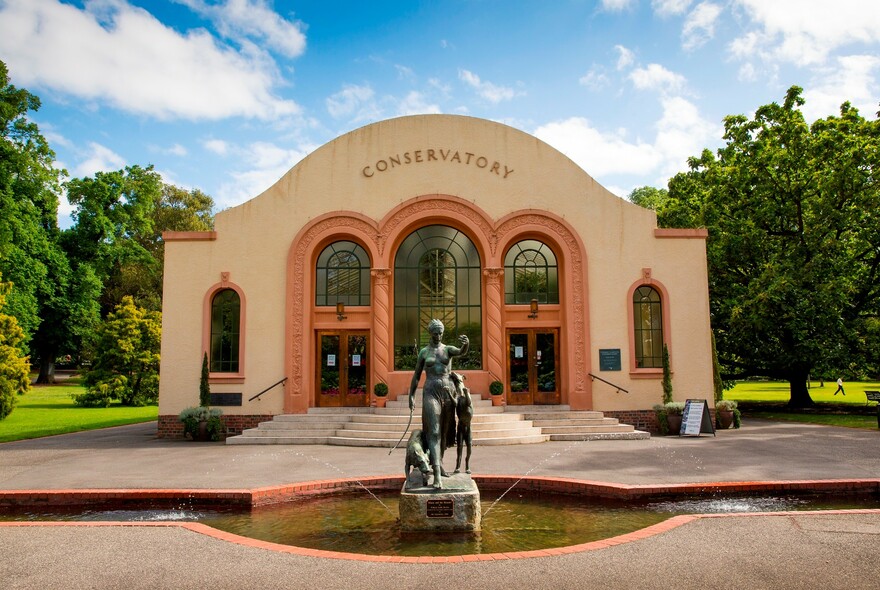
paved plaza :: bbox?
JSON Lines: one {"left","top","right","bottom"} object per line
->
{"left": 1, "top": 419, "right": 879, "bottom": 589}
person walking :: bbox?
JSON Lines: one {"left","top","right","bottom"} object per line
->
{"left": 833, "top": 377, "right": 845, "bottom": 396}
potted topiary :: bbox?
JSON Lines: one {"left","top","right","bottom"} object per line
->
{"left": 373, "top": 382, "right": 389, "bottom": 408}
{"left": 716, "top": 399, "right": 740, "bottom": 429}
{"left": 489, "top": 380, "right": 504, "bottom": 406}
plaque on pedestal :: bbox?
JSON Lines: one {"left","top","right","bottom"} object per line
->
{"left": 399, "top": 473, "right": 481, "bottom": 532}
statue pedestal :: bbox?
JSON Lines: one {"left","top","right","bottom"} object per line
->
{"left": 399, "top": 472, "right": 481, "bottom": 532}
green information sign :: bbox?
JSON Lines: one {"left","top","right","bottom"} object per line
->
{"left": 599, "top": 349, "right": 621, "bottom": 371}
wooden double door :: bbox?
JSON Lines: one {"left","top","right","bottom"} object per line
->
{"left": 317, "top": 330, "right": 369, "bottom": 407}
{"left": 507, "top": 329, "right": 560, "bottom": 405}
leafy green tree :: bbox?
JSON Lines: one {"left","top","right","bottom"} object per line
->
{"left": 65, "top": 172, "right": 214, "bottom": 314}
{"left": 0, "top": 60, "right": 99, "bottom": 384}
{"left": 0, "top": 276, "right": 31, "bottom": 420}
{"left": 662, "top": 87, "right": 880, "bottom": 406}
{"left": 76, "top": 296, "right": 161, "bottom": 407}
{"left": 628, "top": 186, "right": 670, "bottom": 211}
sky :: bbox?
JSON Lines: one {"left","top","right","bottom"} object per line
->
{"left": 1, "top": 0, "right": 879, "bottom": 228}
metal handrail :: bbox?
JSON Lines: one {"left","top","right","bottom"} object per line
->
{"left": 588, "top": 373, "right": 629, "bottom": 394}
{"left": 248, "top": 377, "right": 288, "bottom": 402}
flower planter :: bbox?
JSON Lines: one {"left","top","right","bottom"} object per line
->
{"left": 491, "top": 395, "right": 504, "bottom": 406}
{"left": 717, "top": 409, "right": 734, "bottom": 429}
{"left": 666, "top": 414, "right": 682, "bottom": 434}
{"left": 374, "top": 396, "right": 387, "bottom": 408}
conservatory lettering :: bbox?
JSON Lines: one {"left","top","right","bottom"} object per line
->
{"left": 362, "top": 148, "right": 514, "bottom": 179}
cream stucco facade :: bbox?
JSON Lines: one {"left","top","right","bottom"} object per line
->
{"left": 158, "top": 114, "right": 713, "bottom": 436}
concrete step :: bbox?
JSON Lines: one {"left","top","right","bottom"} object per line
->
{"left": 336, "top": 426, "right": 545, "bottom": 440}
{"left": 548, "top": 431, "right": 651, "bottom": 441}
{"left": 325, "top": 433, "right": 550, "bottom": 447}
{"left": 530, "top": 418, "right": 620, "bottom": 427}
{"left": 225, "top": 404, "right": 648, "bottom": 446}
{"left": 538, "top": 424, "right": 635, "bottom": 434}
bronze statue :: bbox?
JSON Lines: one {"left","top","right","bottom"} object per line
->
{"left": 408, "top": 319, "right": 469, "bottom": 488}
{"left": 451, "top": 372, "right": 473, "bottom": 474}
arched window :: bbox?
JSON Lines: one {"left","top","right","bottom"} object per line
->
{"left": 315, "top": 241, "right": 371, "bottom": 306}
{"left": 394, "top": 225, "right": 482, "bottom": 370}
{"left": 504, "top": 240, "right": 559, "bottom": 304}
{"left": 210, "top": 289, "right": 241, "bottom": 373}
{"left": 633, "top": 286, "right": 663, "bottom": 368}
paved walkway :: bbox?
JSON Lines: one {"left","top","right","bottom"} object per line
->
{"left": 1, "top": 419, "right": 879, "bottom": 589}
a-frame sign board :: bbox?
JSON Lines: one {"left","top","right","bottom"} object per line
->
{"left": 679, "top": 399, "right": 716, "bottom": 437}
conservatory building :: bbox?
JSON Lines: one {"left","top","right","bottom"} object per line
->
{"left": 157, "top": 114, "right": 713, "bottom": 437}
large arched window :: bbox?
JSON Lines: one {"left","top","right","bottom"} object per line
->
{"left": 394, "top": 225, "right": 481, "bottom": 370}
{"left": 633, "top": 286, "right": 663, "bottom": 368}
{"left": 315, "top": 241, "right": 371, "bottom": 306}
{"left": 210, "top": 289, "right": 241, "bottom": 373}
{"left": 504, "top": 239, "right": 559, "bottom": 304}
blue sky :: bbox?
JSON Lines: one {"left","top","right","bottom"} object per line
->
{"left": 1, "top": 0, "right": 878, "bottom": 227}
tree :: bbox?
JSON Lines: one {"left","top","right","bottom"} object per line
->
{"left": 0, "top": 275, "right": 31, "bottom": 420}
{"left": 628, "top": 186, "right": 669, "bottom": 211}
{"left": 662, "top": 87, "right": 880, "bottom": 406}
{"left": 76, "top": 296, "right": 161, "bottom": 407}
{"left": 65, "top": 172, "right": 214, "bottom": 314}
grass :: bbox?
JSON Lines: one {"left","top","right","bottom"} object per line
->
{"left": 0, "top": 377, "right": 158, "bottom": 443}
{"left": 725, "top": 380, "right": 880, "bottom": 430}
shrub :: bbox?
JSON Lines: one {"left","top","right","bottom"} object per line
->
{"left": 199, "top": 352, "right": 210, "bottom": 407}
{"left": 489, "top": 380, "right": 504, "bottom": 395}
{"left": 373, "top": 382, "right": 388, "bottom": 397}
{"left": 179, "top": 406, "right": 224, "bottom": 441}
{"left": 0, "top": 278, "right": 30, "bottom": 420}
{"left": 77, "top": 297, "right": 160, "bottom": 407}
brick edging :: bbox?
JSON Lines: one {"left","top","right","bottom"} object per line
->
{"left": 2, "top": 477, "right": 878, "bottom": 563}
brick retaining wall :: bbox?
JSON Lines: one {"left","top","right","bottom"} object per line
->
{"left": 157, "top": 415, "right": 273, "bottom": 439}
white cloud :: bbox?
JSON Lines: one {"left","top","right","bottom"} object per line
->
{"left": 732, "top": 0, "right": 880, "bottom": 66}
{"left": 534, "top": 97, "right": 719, "bottom": 186}
{"left": 458, "top": 70, "right": 520, "bottom": 104}
{"left": 534, "top": 118, "right": 661, "bottom": 177}
{"left": 802, "top": 55, "right": 880, "bottom": 122}
{"left": 615, "top": 45, "right": 635, "bottom": 70}
{"left": 326, "top": 84, "right": 379, "bottom": 120}
{"left": 73, "top": 142, "right": 126, "bottom": 177}
{"left": 214, "top": 141, "right": 313, "bottom": 209}
{"left": 601, "top": 0, "right": 636, "bottom": 11}
{"left": 652, "top": 0, "right": 693, "bottom": 16}
{"left": 579, "top": 67, "right": 610, "bottom": 91}
{"left": 0, "top": 0, "right": 300, "bottom": 121}
{"left": 396, "top": 92, "right": 442, "bottom": 116}
{"left": 165, "top": 144, "right": 188, "bottom": 157}
{"left": 630, "top": 64, "right": 687, "bottom": 94}
{"left": 682, "top": 2, "right": 723, "bottom": 50}
{"left": 203, "top": 139, "right": 230, "bottom": 156}
{"left": 652, "top": 96, "right": 720, "bottom": 180}
{"left": 175, "top": 0, "right": 306, "bottom": 58}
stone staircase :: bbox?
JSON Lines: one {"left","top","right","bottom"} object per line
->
{"left": 226, "top": 393, "right": 649, "bottom": 446}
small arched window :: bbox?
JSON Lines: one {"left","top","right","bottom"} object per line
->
{"left": 633, "top": 286, "right": 663, "bottom": 368}
{"left": 504, "top": 240, "right": 559, "bottom": 304}
{"left": 210, "top": 289, "right": 241, "bottom": 373}
{"left": 315, "top": 241, "right": 371, "bottom": 306}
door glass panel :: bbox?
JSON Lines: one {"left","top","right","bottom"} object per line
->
{"left": 347, "top": 334, "right": 367, "bottom": 397}
{"left": 536, "top": 332, "right": 557, "bottom": 392}
{"left": 509, "top": 333, "right": 530, "bottom": 393}
{"left": 320, "top": 335, "right": 340, "bottom": 397}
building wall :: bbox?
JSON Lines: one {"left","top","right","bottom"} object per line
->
{"left": 159, "top": 115, "right": 713, "bottom": 428}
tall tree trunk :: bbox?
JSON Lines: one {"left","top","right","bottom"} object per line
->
{"left": 787, "top": 368, "right": 815, "bottom": 408}
{"left": 35, "top": 358, "right": 56, "bottom": 384}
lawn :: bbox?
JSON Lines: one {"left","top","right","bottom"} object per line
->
{"left": 0, "top": 378, "right": 158, "bottom": 443}
{"left": 725, "top": 380, "right": 880, "bottom": 430}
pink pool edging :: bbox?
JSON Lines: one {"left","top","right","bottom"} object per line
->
{"left": 2, "top": 476, "right": 879, "bottom": 563}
